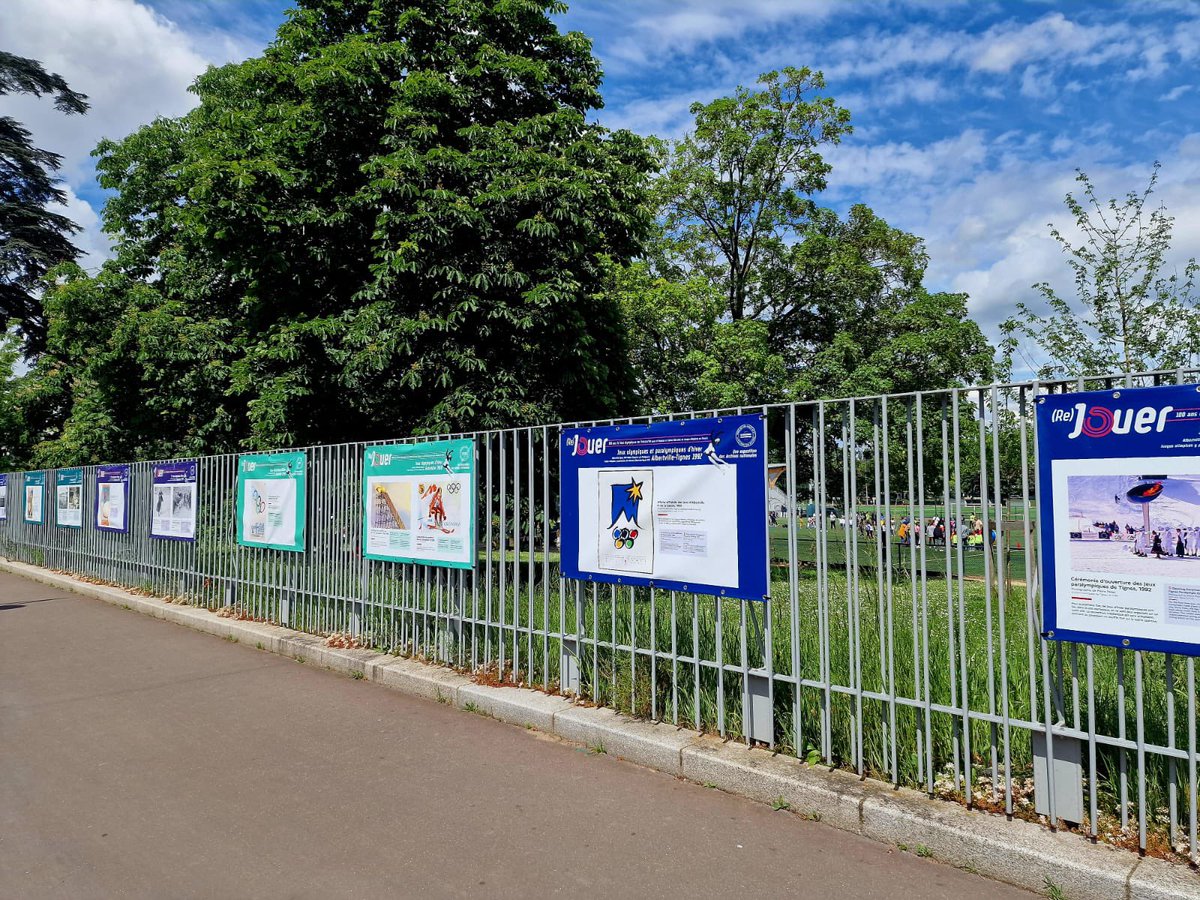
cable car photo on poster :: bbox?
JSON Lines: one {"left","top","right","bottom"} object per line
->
{"left": 1038, "top": 383, "right": 1200, "bottom": 656}
{"left": 560, "top": 414, "right": 769, "bottom": 601}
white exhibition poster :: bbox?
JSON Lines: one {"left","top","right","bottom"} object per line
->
{"left": 362, "top": 439, "right": 475, "bottom": 568}
{"left": 55, "top": 468, "right": 83, "bottom": 528}
{"left": 236, "top": 452, "right": 306, "bottom": 552}
{"left": 151, "top": 461, "right": 198, "bottom": 541}
{"left": 1038, "top": 384, "right": 1200, "bottom": 656}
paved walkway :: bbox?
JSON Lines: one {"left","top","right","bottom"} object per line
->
{"left": 0, "top": 570, "right": 1030, "bottom": 899}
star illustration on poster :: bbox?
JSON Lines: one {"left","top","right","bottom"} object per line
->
{"left": 609, "top": 476, "right": 644, "bottom": 552}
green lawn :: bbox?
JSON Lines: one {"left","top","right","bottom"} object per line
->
{"left": 768, "top": 525, "right": 1030, "bottom": 582}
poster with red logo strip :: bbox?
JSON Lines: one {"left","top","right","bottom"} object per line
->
{"left": 1038, "top": 384, "right": 1200, "bottom": 655}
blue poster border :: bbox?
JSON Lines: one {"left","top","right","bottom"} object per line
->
{"left": 23, "top": 471, "right": 45, "bottom": 525}
{"left": 560, "top": 414, "right": 770, "bottom": 601}
{"left": 95, "top": 464, "right": 131, "bottom": 534}
{"left": 150, "top": 461, "right": 198, "bottom": 542}
{"left": 1037, "top": 383, "right": 1200, "bottom": 657}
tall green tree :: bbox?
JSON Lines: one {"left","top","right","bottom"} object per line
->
{"left": 1001, "top": 163, "right": 1200, "bottom": 378}
{"left": 0, "top": 330, "right": 29, "bottom": 469}
{"left": 37, "top": 0, "right": 654, "bottom": 462}
{"left": 646, "top": 71, "right": 992, "bottom": 409}
{"left": 0, "top": 51, "right": 89, "bottom": 353}
{"left": 658, "top": 67, "right": 851, "bottom": 322}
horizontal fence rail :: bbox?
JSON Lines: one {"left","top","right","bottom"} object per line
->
{"left": 4, "top": 367, "right": 1199, "bottom": 860}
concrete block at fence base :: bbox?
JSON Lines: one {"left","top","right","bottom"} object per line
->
{"left": 679, "top": 738, "right": 864, "bottom": 835}
{"left": 1129, "top": 856, "right": 1200, "bottom": 900}
{"left": 457, "top": 683, "right": 571, "bottom": 733}
{"left": 858, "top": 787, "right": 1135, "bottom": 899}
{"left": 548, "top": 703, "right": 620, "bottom": 750}
{"left": 275, "top": 632, "right": 327, "bottom": 663}
{"left": 239, "top": 623, "right": 294, "bottom": 656}
{"left": 554, "top": 706, "right": 696, "bottom": 775}
{"left": 371, "top": 655, "right": 467, "bottom": 704}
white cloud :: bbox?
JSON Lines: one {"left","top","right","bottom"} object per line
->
{"left": 602, "top": 92, "right": 703, "bottom": 140}
{"left": 924, "top": 139, "right": 1200, "bottom": 333}
{"left": 828, "top": 130, "right": 990, "bottom": 192}
{"left": 582, "top": 0, "right": 841, "bottom": 67}
{"left": 1019, "top": 65, "right": 1054, "bottom": 99}
{"left": 966, "top": 13, "right": 1132, "bottom": 74}
{"left": 1160, "top": 84, "right": 1194, "bottom": 101}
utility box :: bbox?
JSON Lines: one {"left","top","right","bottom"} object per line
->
{"left": 744, "top": 671, "right": 773, "bottom": 744}
{"left": 1033, "top": 732, "right": 1084, "bottom": 824}
{"left": 560, "top": 637, "right": 580, "bottom": 694}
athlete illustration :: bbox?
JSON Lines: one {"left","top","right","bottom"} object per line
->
{"left": 251, "top": 487, "right": 266, "bottom": 514}
{"left": 442, "top": 450, "right": 454, "bottom": 475}
{"left": 426, "top": 484, "right": 446, "bottom": 529}
{"left": 703, "top": 432, "right": 730, "bottom": 469}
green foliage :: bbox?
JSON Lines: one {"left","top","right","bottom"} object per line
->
{"left": 0, "top": 330, "right": 29, "bottom": 469}
{"left": 611, "top": 260, "right": 787, "bottom": 413}
{"left": 658, "top": 67, "right": 851, "bottom": 322}
{"left": 0, "top": 51, "right": 89, "bottom": 353}
{"left": 31, "top": 0, "right": 655, "bottom": 463}
{"left": 635, "top": 71, "right": 992, "bottom": 412}
{"left": 1002, "top": 163, "right": 1200, "bottom": 379}
{"left": 20, "top": 262, "right": 237, "bottom": 466}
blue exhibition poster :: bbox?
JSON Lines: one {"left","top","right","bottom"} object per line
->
{"left": 95, "top": 464, "right": 131, "bottom": 533}
{"left": 1038, "top": 383, "right": 1200, "bottom": 656}
{"left": 560, "top": 414, "right": 769, "bottom": 601}
{"left": 150, "top": 461, "right": 198, "bottom": 542}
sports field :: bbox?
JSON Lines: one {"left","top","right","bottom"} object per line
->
{"left": 768, "top": 524, "right": 1029, "bottom": 582}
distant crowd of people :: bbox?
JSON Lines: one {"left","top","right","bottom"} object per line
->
{"left": 780, "top": 509, "right": 998, "bottom": 550}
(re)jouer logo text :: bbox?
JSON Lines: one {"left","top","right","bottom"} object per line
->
{"left": 1056, "top": 402, "right": 1174, "bottom": 439}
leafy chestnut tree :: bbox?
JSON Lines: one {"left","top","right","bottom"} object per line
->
{"left": 34, "top": 0, "right": 654, "bottom": 462}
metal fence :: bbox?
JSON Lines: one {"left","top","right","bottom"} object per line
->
{"left": 3, "top": 368, "right": 1198, "bottom": 861}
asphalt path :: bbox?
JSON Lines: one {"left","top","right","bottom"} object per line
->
{"left": 0, "top": 570, "right": 1031, "bottom": 899}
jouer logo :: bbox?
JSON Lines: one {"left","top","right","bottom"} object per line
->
{"left": 570, "top": 436, "right": 609, "bottom": 456}
{"left": 1057, "top": 402, "right": 1174, "bottom": 439}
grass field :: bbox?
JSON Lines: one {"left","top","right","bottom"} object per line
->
{"left": 768, "top": 525, "right": 1031, "bottom": 582}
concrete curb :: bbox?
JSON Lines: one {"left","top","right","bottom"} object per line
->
{"left": 8, "top": 558, "right": 1198, "bottom": 900}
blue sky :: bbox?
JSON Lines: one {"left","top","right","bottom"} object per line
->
{"left": 4, "top": 0, "right": 1199, "bottom": 345}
